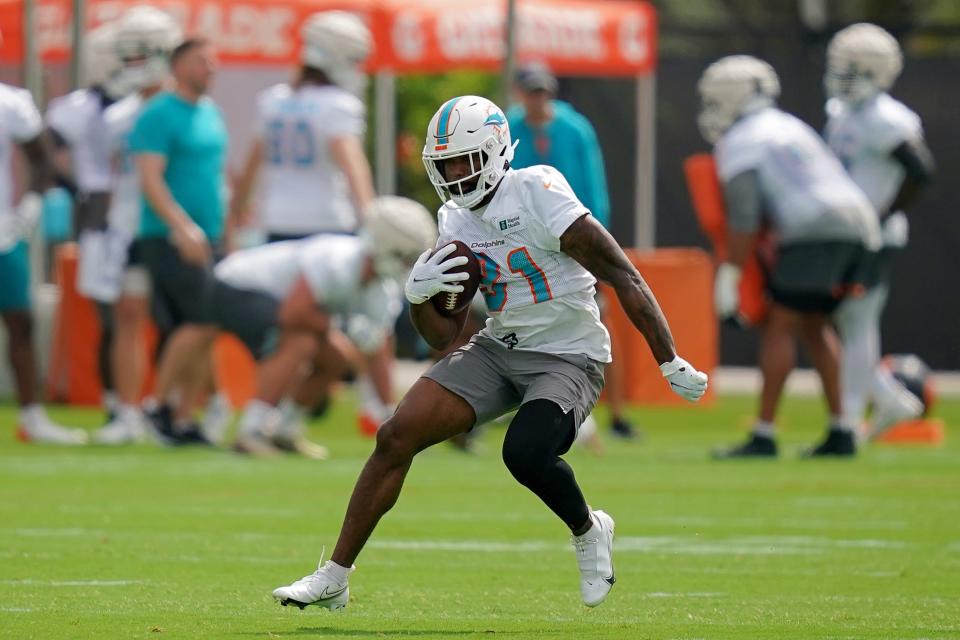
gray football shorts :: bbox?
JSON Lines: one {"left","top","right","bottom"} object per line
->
{"left": 424, "top": 334, "right": 606, "bottom": 429}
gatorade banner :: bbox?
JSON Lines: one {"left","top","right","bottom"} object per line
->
{"left": 0, "top": 0, "right": 655, "bottom": 76}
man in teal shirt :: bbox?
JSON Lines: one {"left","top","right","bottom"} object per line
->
{"left": 507, "top": 64, "right": 637, "bottom": 440}
{"left": 507, "top": 65, "right": 610, "bottom": 228}
{"left": 129, "top": 37, "right": 228, "bottom": 444}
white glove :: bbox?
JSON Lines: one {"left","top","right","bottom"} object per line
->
{"left": 15, "top": 192, "right": 43, "bottom": 237}
{"left": 714, "top": 262, "right": 742, "bottom": 319}
{"left": 660, "top": 355, "right": 708, "bottom": 402}
{"left": 404, "top": 243, "right": 470, "bottom": 305}
{"left": 881, "top": 211, "right": 909, "bottom": 249}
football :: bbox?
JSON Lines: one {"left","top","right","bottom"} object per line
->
{"left": 430, "top": 240, "right": 481, "bottom": 317}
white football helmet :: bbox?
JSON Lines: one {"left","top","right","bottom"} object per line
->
{"left": 697, "top": 55, "right": 780, "bottom": 144}
{"left": 85, "top": 21, "right": 122, "bottom": 96}
{"left": 826, "top": 23, "right": 902, "bottom": 104}
{"left": 363, "top": 196, "right": 438, "bottom": 280}
{"left": 422, "top": 96, "right": 516, "bottom": 209}
{"left": 113, "top": 6, "right": 182, "bottom": 94}
{"left": 301, "top": 11, "right": 372, "bottom": 96}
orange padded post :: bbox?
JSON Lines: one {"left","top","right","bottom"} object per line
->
{"left": 46, "top": 243, "right": 102, "bottom": 406}
{"left": 212, "top": 333, "right": 257, "bottom": 409}
{"left": 683, "top": 153, "right": 768, "bottom": 326}
{"left": 601, "top": 248, "right": 717, "bottom": 405}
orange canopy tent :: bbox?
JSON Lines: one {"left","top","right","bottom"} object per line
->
{"left": 0, "top": 0, "right": 658, "bottom": 246}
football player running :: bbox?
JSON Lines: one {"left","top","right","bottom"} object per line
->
{"left": 92, "top": 6, "right": 183, "bottom": 445}
{"left": 0, "top": 77, "right": 85, "bottom": 444}
{"left": 215, "top": 197, "right": 434, "bottom": 457}
{"left": 45, "top": 21, "right": 127, "bottom": 420}
{"left": 699, "top": 56, "right": 882, "bottom": 458}
{"left": 824, "top": 24, "right": 935, "bottom": 440}
{"left": 273, "top": 96, "right": 707, "bottom": 610}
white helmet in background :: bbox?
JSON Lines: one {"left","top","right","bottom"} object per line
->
{"left": 422, "top": 96, "right": 516, "bottom": 209}
{"left": 85, "top": 21, "right": 123, "bottom": 96}
{"left": 301, "top": 11, "right": 372, "bottom": 96}
{"left": 114, "top": 5, "right": 182, "bottom": 94}
{"left": 697, "top": 55, "right": 780, "bottom": 144}
{"left": 826, "top": 23, "right": 903, "bottom": 104}
{"left": 363, "top": 196, "right": 438, "bottom": 280}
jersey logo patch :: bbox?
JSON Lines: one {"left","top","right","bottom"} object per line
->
{"left": 496, "top": 215, "right": 524, "bottom": 233}
{"left": 542, "top": 180, "right": 552, "bottom": 190}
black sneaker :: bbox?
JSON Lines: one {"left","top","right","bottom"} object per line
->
{"left": 803, "top": 428, "right": 856, "bottom": 458}
{"left": 175, "top": 422, "right": 215, "bottom": 446}
{"left": 712, "top": 433, "right": 778, "bottom": 459}
{"left": 610, "top": 417, "right": 640, "bottom": 440}
{"left": 145, "top": 404, "right": 179, "bottom": 446}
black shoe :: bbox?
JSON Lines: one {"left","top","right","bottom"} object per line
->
{"left": 803, "top": 428, "right": 856, "bottom": 458}
{"left": 175, "top": 422, "right": 215, "bottom": 446}
{"left": 145, "top": 404, "right": 179, "bottom": 446}
{"left": 712, "top": 433, "right": 778, "bottom": 459}
{"left": 610, "top": 418, "right": 640, "bottom": 440}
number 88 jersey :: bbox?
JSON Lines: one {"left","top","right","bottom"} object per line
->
{"left": 437, "top": 165, "right": 611, "bottom": 363}
{"left": 256, "top": 83, "right": 365, "bottom": 236}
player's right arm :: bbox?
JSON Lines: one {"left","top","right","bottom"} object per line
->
{"left": 410, "top": 302, "right": 468, "bottom": 352}
{"left": 330, "top": 135, "right": 375, "bottom": 223}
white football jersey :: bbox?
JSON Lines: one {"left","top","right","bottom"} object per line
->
{"left": 825, "top": 93, "right": 923, "bottom": 215}
{"left": 715, "top": 107, "right": 880, "bottom": 249}
{"left": 45, "top": 89, "right": 113, "bottom": 193}
{"left": 0, "top": 83, "right": 43, "bottom": 218}
{"left": 104, "top": 93, "right": 144, "bottom": 237}
{"left": 437, "top": 166, "right": 611, "bottom": 363}
{"left": 214, "top": 235, "right": 401, "bottom": 352}
{"left": 255, "top": 84, "right": 365, "bottom": 235}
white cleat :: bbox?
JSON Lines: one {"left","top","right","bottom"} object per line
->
{"left": 201, "top": 394, "right": 233, "bottom": 445}
{"left": 273, "top": 560, "right": 353, "bottom": 610}
{"left": 572, "top": 509, "right": 616, "bottom": 607}
{"left": 93, "top": 415, "right": 148, "bottom": 445}
{"left": 17, "top": 418, "right": 88, "bottom": 446}
{"left": 869, "top": 387, "right": 924, "bottom": 441}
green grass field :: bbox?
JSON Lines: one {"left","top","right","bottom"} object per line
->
{"left": 1, "top": 393, "right": 958, "bottom": 639}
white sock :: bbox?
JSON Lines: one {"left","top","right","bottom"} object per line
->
{"left": 830, "top": 414, "right": 854, "bottom": 433}
{"left": 206, "top": 392, "right": 231, "bottom": 413}
{"left": 142, "top": 396, "right": 160, "bottom": 413}
{"left": 275, "top": 398, "right": 307, "bottom": 440}
{"left": 20, "top": 404, "right": 46, "bottom": 429}
{"left": 752, "top": 420, "right": 775, "bottom": 438}
{"left": 103, "top": 391, "right": 119, "bottom": 414}
{"left": 358, "top": 376, "right": 391, "bottom": 422}
{"left": 117, "top": 404, "right": 143, "bottom": 424}
{"left": 239, "top": 399, "right": 274, "bottom": 438}
{"left": 325, "top": 560, "right": 351, "bottom": 583}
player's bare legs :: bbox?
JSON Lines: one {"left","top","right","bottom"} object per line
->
{"left": 758, "top": 304, "right": 800, "bottom": 424}
{"left": 6, "top": 310, "right": 86, "bottom": 444}
{"left": 3, "top": 311, "right": 37, "bottom": 406}
{"left": 799, "top": 313, "right": 842, "bottom": 418}
{"left": 331, "top": 377, "right": 475, "bottom": 566}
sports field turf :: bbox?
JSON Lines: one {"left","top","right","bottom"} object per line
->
{"left": 1, "top": 393, "right": 958, "bottom": 639}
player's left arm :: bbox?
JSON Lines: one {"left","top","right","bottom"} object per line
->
{"left": 229, "top": 138, "right": 264, "bottom": 229}
{"left": 887, "top": 137, "right": 935, "bottom": 216}
{"left": 560, "top": 214, "right": 674, "bottom": 365}
{"left": 330, "top": 135, "right": 375, "bottom": 224}
{"left": 561, "top": 215, "right": 707, "bottom": 401}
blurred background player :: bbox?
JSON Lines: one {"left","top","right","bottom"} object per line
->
{"left": 824, "top": 23, "right": 936, "bottom": 441}
{"left": 213, "top": 196, "right": 435, "bottom": 457}
{"left": 92, "top": 6, "right": 183, "bottom": 445}
{"left": 1, "top": 78, "right": 85, "bottom": 444}
{"left": 129, "top": 37, "right": 228, "bottom": 444}
{"left": 273, "top": 96, "right": 707, "bottom": 611}
{"left": 700, "top": 56, "right": 881, "bottom": 458}
{"left": 230, "top": 11, "right": 392, "bottom": 437}
{"left": 44, "top": 21, "right": 125, "bottom": 421}
{"left": 507, "top": 63, "right": 637, "bottom": 441}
